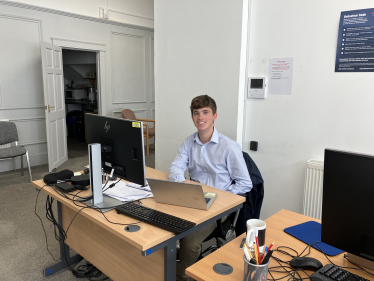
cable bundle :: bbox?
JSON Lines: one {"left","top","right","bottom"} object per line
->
{"left": 267, "top": 242, "right": 374, "bottom": 280}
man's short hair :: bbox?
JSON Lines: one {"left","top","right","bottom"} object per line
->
{"left": 190, "top": 95, "right": 217, "bottom": 115}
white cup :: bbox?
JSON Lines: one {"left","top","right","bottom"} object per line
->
{"left": 246, "top": 219, "right": 266, "bottom": 253}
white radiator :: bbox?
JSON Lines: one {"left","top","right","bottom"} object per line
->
{"left": 302, "top": 160, "right": 324, "bottom": 220}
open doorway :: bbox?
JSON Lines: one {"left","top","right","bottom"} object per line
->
{"left": 62, "top": 49, "right": 98, "bottom": 159}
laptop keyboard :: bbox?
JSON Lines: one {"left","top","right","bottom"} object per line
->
{"left": 205, "top": 198, "right": 211, "bottom": 204}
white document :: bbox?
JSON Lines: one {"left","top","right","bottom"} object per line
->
{"left": 268, "top": 57, "right": 294, "bottom": 95}
{"left": 103, "top": 180, "right": 153, "bottom": 202}
{"left": 125, "top": 180, "right": 151, "bottom": 192}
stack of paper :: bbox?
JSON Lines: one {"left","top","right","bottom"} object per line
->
{"left": 125, "top": 180, "right": 151, "bottom": 192}
{"left": 103, "top": 180, "right": 153, "bottom": 202}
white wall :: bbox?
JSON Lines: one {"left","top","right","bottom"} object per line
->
{"left": 5, "top": 0, "right": 154, "bottom": 28}
{"left": 155, "top": 0, "right": 247, "bottom": 173}
{"left": 0, "top": 3, "right": 154, "bottom": 172}
{"left": 245, "top": 0, "right": 374, "bottom": 219}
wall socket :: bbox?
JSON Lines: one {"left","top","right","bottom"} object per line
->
{"left": 250, "top": 141, "right": 258, "bottom": 151}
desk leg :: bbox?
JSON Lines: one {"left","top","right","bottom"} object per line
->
{"left": 43, "top": 201, "right": 83, "bottom": 276}
{"left": 164, "top": 242, "right": 177, "bottom": 281}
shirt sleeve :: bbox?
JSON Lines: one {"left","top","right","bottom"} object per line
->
{"left": 226, "top": 144, "right": 253, "bottom": 194}
{"left": 168, "top": 140, "right": 189, "bottom": 182}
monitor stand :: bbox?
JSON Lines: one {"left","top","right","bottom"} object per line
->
{"left": 84, "top": 143, "right": 123, "bottom": 212}
{"left": 346, "top": 253, "right": 374, "bottom": 271}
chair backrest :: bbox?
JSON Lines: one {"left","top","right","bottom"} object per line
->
{"left": 121, "top": 109, "right": 137, "bottom": 121}
{"left": 0, "top": 121, "right": 19, "bottom": 145}
{"left": 234, "top": 151, "right": 265, "bottom": 236}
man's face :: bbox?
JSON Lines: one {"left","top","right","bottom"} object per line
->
{"left": 192, "top": 107, "right": 217, "bottom": 134}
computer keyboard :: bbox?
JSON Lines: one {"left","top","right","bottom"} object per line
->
{"left": 309, "top": 264, "right": 370, "bottom": 281}
{"left": 115, "top": 202, "right": 196, "bottom": 234}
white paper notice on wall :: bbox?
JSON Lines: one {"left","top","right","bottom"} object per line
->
{"left": 268, "top": 57, "right": 294, "bottom": 95}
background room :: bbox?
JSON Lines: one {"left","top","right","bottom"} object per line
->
{"left": 0, "top": 0, "right": 155, "bottom": 174}
{"left": 0, "top": 1, "right": 155, "bottom": 279}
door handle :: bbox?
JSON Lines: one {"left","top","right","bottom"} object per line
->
{"left": 44, "top": 105, "right": 55, "bottom": 113}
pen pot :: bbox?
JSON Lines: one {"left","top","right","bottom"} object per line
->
{"left": 243, "top": 255, "right": 269, "bottom": 281}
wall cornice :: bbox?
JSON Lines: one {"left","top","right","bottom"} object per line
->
{"left": 0, "top": 0, "right": 154, "bottom": 32}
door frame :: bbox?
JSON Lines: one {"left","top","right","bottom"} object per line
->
{"left": 51, "top": 37, "right": 107, "bottom": 116}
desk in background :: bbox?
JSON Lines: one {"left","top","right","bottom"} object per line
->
{"left": 32, "top": 167, "right": 245, "bottom": 281}
{"left": 186, "top": 209, "right": 373, "bottom": 281}
{"left": 65, "top": 99, "right": 97, "bottom": 112}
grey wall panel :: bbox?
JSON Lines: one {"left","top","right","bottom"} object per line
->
{"left": 111, "top": 32, "right": 146, "bottom": 104}
{"left": 0, "top": 15, "right": 43, "bottom": 109}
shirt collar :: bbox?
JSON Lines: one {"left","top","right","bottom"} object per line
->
{"left": 194, "top": 127, "right": 219, "bottom": 145}
{"left": 210, "top": 127, "right": 219, "bottom": 143}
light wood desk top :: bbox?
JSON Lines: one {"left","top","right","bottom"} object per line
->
{"left": 186, "top": 209, "right": 373, "bottom": 281}
{"left": 32, "top": 166, "right": 246, "bottom": 251}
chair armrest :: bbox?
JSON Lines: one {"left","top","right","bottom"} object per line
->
{"left": 142, "top": 122, "right": 149, "bottom": 136}
{"left": 218, "top": 209, "right": 241, "bottom": 240}
{"left": 137, "top": 118, "right": 155, "bottom": 125}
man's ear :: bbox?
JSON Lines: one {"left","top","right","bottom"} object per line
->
{"left": 213, "top": 113, "right": 217, "bottom": 121}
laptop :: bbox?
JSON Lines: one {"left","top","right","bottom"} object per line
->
{"left": 146, "top": 178, "right": 218, "bottom": 210}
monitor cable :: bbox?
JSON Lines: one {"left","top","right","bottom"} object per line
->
{"left": 102, "top": 178, "right": 121, "bottom": 193}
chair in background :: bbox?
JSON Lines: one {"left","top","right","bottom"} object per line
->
{"left": 0, "top": 121, "right": 32, "bottom": 182}
{"left": 198, "top": 151, "right": 264, "bottom": 260}
{"left": 121, "top": 109, "right": 155, "bottom": 156}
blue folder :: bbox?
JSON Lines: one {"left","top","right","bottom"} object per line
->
{"left": 284, "top": 221, "right": 344, "bottom": 256}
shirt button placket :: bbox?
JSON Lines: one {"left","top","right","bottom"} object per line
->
{"left": 201, "top": 145, "right": 207, "bottom": 184}
{"left": 201, "top": 145, "right": 205, "bottom": 173}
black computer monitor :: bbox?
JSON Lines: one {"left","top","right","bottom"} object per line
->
{"left": 321, "top": 149, "right": 374, "bottom": 267}
{"left": 85, "top": 114, "right": 146, "bottom": 186}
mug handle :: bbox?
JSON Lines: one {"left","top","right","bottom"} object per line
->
{"left": 246, "top": 228, "right": 255, "bottom": 248}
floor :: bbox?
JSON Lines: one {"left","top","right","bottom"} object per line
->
{"left": 67, "top": 137, "right": 88, "bottom": 159}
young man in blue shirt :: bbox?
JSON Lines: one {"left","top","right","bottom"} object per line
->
{"left": 169, "top": 95, "right": 253, "bottom": 281}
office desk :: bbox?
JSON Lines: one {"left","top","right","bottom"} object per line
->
{"left": 32, "top": 167, "right": 245, "bottom": 281}
{"left": 186, "top": 209, "right": 373, "bottom": 281}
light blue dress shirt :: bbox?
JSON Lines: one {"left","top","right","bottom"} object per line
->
{"left": 169, "top": 128, "right": 253, "bottom": 195}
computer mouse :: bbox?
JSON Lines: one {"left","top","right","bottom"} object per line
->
{"left": 290, "top": 257, "right": 323, "bottom": 271}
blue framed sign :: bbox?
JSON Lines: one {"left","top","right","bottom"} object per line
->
{"left": 335, "top": 8, "right": 374, "bottom": 72}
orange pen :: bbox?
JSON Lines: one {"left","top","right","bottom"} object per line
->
{"left": 253, "top": 242, "right": 259, "bottom": 264}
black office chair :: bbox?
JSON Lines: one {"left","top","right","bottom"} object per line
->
{"left": 198, "top": 151, "right": 264, "bottom": 260}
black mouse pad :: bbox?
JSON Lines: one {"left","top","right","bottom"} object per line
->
{"left": 284, "top": 221, "right": 343, "bottom": 256}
